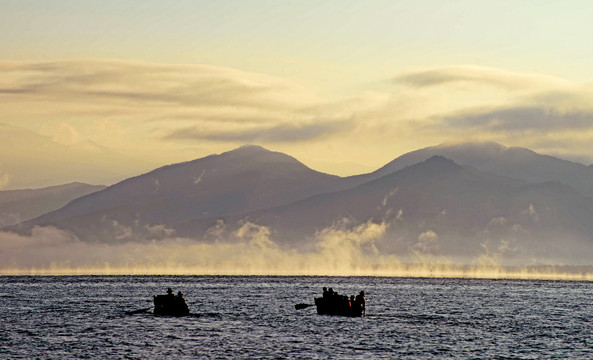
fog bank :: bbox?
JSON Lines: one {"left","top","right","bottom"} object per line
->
{"left": 2, "top": 223, "right": 593, "bottom": 280}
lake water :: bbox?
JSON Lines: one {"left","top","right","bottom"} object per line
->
{"left": 1, "top": 275, "right": 592, "bottom": 359}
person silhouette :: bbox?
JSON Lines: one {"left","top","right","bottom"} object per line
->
{"left": 356, "top": 291, "right": 366, "bottom": 316}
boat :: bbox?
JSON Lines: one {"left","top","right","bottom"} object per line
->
{"left": 314, "top": 289, "right": 365, "bottom": 317}
{"left": 153, "top": 288, "right": 189, "bottom": 316}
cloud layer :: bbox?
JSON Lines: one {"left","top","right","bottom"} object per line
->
{"left": 2, "top": 60, "right": 593, "bottom": 183}
{"left": 0, "top": 59, "right": 336, "bottom": 144}
{"left": 442, "top": 106, "right": 593, "bottom": 133}
{"left": 390, "top": 66, "right": 593, "bottom": 163}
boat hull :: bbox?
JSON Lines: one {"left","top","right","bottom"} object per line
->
{"left": 154, "top": 294, "right": 189, "bottom": 316}
{"left": 314, "top": 297, "right": 364, "bottom": 317}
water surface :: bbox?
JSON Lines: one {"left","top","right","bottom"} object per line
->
{"left": 1, "top": 276, "right": 591, "bottom": 359}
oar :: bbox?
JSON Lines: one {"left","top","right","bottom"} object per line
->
{"left": 125, "top": 307, "right": 152, "bottom": 315}
{"left": 295, "top": 303, "right": 314, "bottom": 310}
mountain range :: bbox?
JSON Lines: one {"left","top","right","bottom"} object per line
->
{"left": 357, "top": 142, "right": 593, "bottom": 196}
{"left": 0, "top": 182, "right": 105, "bottom": 227}
{"left": 7, "top": 142, "right": 593, "bottom": 264}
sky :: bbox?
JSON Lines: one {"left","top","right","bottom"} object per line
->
{"left": 2, "top": 0, "right": 593, "bottom": 189}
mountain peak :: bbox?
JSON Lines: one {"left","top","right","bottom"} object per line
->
{"left": 219, "top": 144, "right": 303, "bottom": 166}
{"left": 413, "top": 155, "right": 461, "bottom": 173}
{"left": 222, "top": 144, "right": 272, "bottom": 157}
{"left": 425, "top": 154, "right": 457, "bottom": 164}
{"left": 236, "top": 144, "right": 267, "bottom": 152}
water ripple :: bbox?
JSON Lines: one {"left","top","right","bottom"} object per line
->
{"left": 1, "top": 276, "right": 593, "bottom": 359}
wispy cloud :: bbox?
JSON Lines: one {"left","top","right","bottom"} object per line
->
{"left": 441, "top": 106, "right": 593, "bottom": 134}
{"left": 394, "top": 65, "right": 569, "bottom": 90}
{"left": 0, "top": 59, "right": 347, "bottom": 147}
{"left": 164, "top": 120, "right": 346, "bottom": 143}
{"left": 0, "top": 59, "right": 303, "bottom": 109}
{"left": 378, "top": 66, "right": 593, "bottom": 163}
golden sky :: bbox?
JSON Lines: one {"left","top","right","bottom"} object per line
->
{"left": 2, "top": 1, "right": 593, "bottom": 188}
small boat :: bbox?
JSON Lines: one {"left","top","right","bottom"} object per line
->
{"left": 314, "top": 289, "right": 365, "bottom": 317}
{"left": 153, "top": 288, "right": 189, "bottom": 316}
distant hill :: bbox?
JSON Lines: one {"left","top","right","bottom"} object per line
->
{"left": 180, "top": 155, "right": 593, "bottom": 264}
{"left": 349, "top": 142, "right": 593, "bottom": 196}
{"left": 17, "top": 145, "right": 344, "bottom": 242}
{"left": 0, "top": 182, "right": 106, "bottom": 227}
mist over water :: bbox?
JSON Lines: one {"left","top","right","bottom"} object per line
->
{"left": 2, "top": 223, "right": 593, "bottom": 280}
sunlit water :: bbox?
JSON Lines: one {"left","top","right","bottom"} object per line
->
{"left": 1, "top": 276, "right": 592, "bottom": 359}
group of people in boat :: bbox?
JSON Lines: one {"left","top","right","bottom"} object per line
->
{"left": 153, "top": 286, "right": 367, "bottom": 317}
{"left": 317, "top": 287, "right": 366, "bottom": 316}
{"left": 154, "top": 287, "right": 189, "bottom": 316}
{"left": 166, "top": 287, "right": 185, "bottom": 301}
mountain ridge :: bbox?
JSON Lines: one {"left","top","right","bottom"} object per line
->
{"left": 15, "top": 145, "right": 345, "bottom": 241}
{"left": 8, "top": 142, "right": 593, "bottom": 264}
{"left": 353, "top": 141, "right": 593, "bottom": 196}
{"left": 0, "top": 182, "right": 106, "bottom": 227}
{"left": 176, "top": 154, "right": 593, "bottom": 263}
